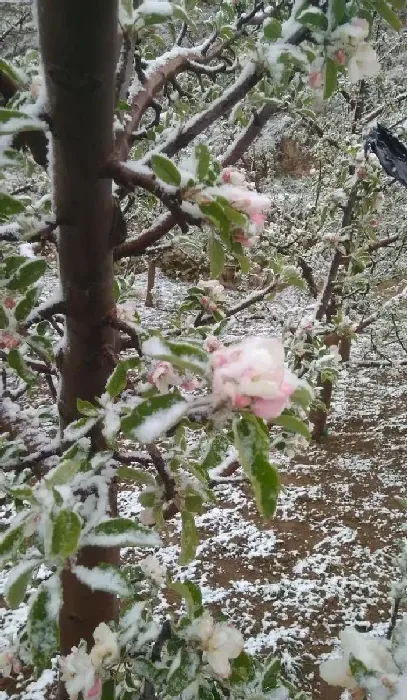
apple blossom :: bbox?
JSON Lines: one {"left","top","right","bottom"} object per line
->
{"left": 334, "top": 49, "right": 347, "bottom": 65}
{"left": 197, "top": 279, "right": 225, "bottom": 301}
{"left": 207, "top": 185, "right": 271, "bottom": 220}
{"left": 90, "top": 622, "right": 120, "bottom": 669}
{"left": 348, "top": 43, "right": 380, "bottom": 83}
{"left": 331, "top": 17, "right": 369, "bottom": 44}
{"left": 210, "top": 337, "right": 300, "bottom": 420}
{"left": 308, "top": 70, "right": 323, "bottom": 90}
{"left": 139, "top": 554, "right": 166, "bottom": 586}
{"left": 187, "top": 612, "right": 244, "bottom": 678}
{"left": 0, "top": 649, "right": 21, "bottom": 677}
{"left": 220, "top": 167, "right": 246, "bottom": 186}
{"left": 148, "top": 361, "right": 181, "bottom": 393}
{"left": 320, "top": 628, "right": 398, "bottom": 690}
{"left": 204, "top": 335, "right": 222, "bottom": 353}
{"left": 60, "top": 644, "right": 99, "bottom": 700}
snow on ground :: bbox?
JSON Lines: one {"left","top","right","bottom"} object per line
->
{"left": 1, "top": 270, "right": 406, "bottom": 700}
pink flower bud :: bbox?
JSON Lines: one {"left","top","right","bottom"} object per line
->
{"left": 308, "top": 71, "right": 322, "bottom": 90}
{"left": 201, "top": 296, "right": 210, "bottom": 307}
{"left": 334, "top": 49, "right": 347, "bottom": 65}
{"left": 4, "top": 298, "right": 16, "bottom": 309}
{"left": 205, "top": 336, "right": 222, "bottom": 352}
{"left": 208, "top": 302, "right": 218, "bottom": 312}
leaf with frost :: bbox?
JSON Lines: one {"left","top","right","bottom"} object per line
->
{"left": 167, "top": 647, "right": 194, "bottom": 696}
{"left": 0, "top": 523, "right": 24, "bottom": 565}
{"left": 8, "top": 349, "right": 36, "bottom": 384}
{"left": 77, "top": 398, "right": 99, "bottom": 417}
{"left": 84, "top": 517, "right": 161, "bottom": 548}
{"left": 72, "top": 564, "right": 131, "bottom": 597}
{"left": 106, "top": 357, "right": 140, "bottom": 398}
{"left": 119, "top": 600, "right": 146, "bottom": 644}
{"left": 63, "top": 416, "right": 98, "bottom": 442}
{"left": 142, "top": 335, "right": 208, "bottom": 375}
{"left": 7, "top": 259, "right": 47, "bottom": 292}
{"left": 151, "top": 154, "right": 181, "bottom": 186}
{"left": 170, "top": 580, "right": 203, "bottom": 619}
{"left": 0, "top": 192, "right": 25, "bottom": 221}
{"left": 179, "top": 511, "right": 198, "bottom": 565}
{"left": 121, "top": 393, "right": 188, "bottom": 443}
{"left": 274, "top": 414, "right": 311, "bottom": 439}
{"left": 117, "top": 465, "right": 156, "bottom": 486}
{"left": 28, "top": 584, "right": 59, "bottom": 673}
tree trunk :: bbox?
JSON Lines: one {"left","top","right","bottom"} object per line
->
{"left": 36, "top": 0, "right": 119, "bottom": 693}
{"left": 310, "top": 379, "right": 333, "bottom": 441}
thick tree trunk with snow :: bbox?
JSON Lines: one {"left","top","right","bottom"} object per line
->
{"left": 36, "top": 0, "right": 119, "bottom": 692}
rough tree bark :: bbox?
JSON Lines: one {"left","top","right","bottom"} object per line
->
{"left": 36, "top": 0, "right": 120, "bottom": 694}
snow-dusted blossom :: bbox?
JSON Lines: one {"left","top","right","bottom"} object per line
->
{"left": 220, "top": 167, "right": 246, "bottom": 186}
{"left": 331, "top": 17, "right": 369, "bottom": 44}
{"left": 0, "top": 332, "right": 21, "bottom": 350}
{"left": 320, "top": 628, "right": 398, "bottom": 690}
{"left": 233, "top": 228, "right": 259, "bottom": 248}
{"left": 210, "top": 337, "right": 300, "bottom": 420}
{"left": 0, "top": 648, "right": 21, "bottom": 678}
{"left": 187, "top": 612, "right": 244, "bottom": 678}
{"left": 308, "top": 69, "right": 323, "bottom": 90}
{"left": 60, "top": 643, "right": 100, "bottom": 700}
{"left": 204, "top": 335, "right": 222, "bottom": 353}
{"left": 348, "top": 42, "right": 380, "bottom": 83}
{"left": 197, "top": 279, "right": 225, "bottom": 302}
{"left": 148, "top": 361, "right": 181, "bottom": 393}
{"left": 90, "top": 623, "right": 120, "bottom": 669}
{"left": 139, "top": 555, "right": 166, "bottom": 586}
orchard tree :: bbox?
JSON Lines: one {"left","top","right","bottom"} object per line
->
{"left": 1, "top": 1, "right": 407, "bottom": 700}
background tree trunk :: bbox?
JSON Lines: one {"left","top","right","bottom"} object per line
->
{"left": 37, "top": 1, "right": 119, "bottom": 694}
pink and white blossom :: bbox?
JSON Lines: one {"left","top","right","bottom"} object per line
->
{"left": 220, "top": 167, "right": 246, "bottom": 186}
{"left": 0, "top": 649, "right": 21, "bottom": 678}
{"left": 331, "top": 17, "right": 369, "bottom": 44}
{"left": 187, "top": 612, "right": 244, "bottom": 678}
{"left": 139, "top": 555, "right": 166, "bottom": 586}
{"left": 204, "top": 335, "right": 222, "bottom": 353}
{"left": 348, "top": 42, "right": 380, "bottom": 83}
{"left": 197, "top": 279, "right": 225, "bottom": 301}
{"left": 210, "top": 337, "right": 300, "bottom": 421}
{"left": 60, "top": 644, "right": 99, "bottom": 700}
{"left": 148, "top": 361, "right": 181, "bottom": 393}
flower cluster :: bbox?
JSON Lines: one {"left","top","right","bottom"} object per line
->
{"left": 61, "top": 623, "right": 119, "bottom": 700}
{"left": 147, "top": 361, "right": 199, "bottom": 393}
{"left": 186, "top": 612, "right": 244, "bottom": 678}
{"left": 197, "top": 279, "right": 225, "bottom": 313}
{"left": 330, "top": 18, "right": 380, "bottom": 83}
{"left": 210, "top": 336, "right": 300, "bottom": 420}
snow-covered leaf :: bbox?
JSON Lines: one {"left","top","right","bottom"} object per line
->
{"left": 297, "top": 7, "right": 328, "bottom": 30}
{"left": 86, "top": 518, "right": 161, "bottom": 548}
{"left": 262, "top": 657, "right": 281, "bottom": 692}
{"left": 63, "top": 416, "right": 98, "bottom": 442}
{"left": 14, "top": 287, "right": 40, "bottom": 322}
{"left": 179, "top": 511, "right": 198, "bottom": 565}
{"left": 195, "top": 144, "right": 210, "bottom": 181}
{"left": 28, "top": 585, "right": 59, "bottom": 673}
{"left": 121, "top": 393, "right": 188, "bottom": 443}
{"left": 46, "top": 459, "right": 82, "bottom": 487}
{"left": 230, "top": 652, "right": 256, "bottom": 685}
{"left": 0, "top": 60, "right": 24, "bottom": 87}
{"left": 167, "top": 647, "right": 193, "bottom": 696}
{"left": 151, "top": 154, "right": 181, "bottom": 186}
{"left": 72, "top": 564, "right": 131, "bottom": 597}
{"left": 263, "top": 18, "right": 282, "bottom": 39}
{"left": 373, "top": 0, "right": 402, "bottom": 29}
{"left": 142, "top": 335, "right": 208, "bottom": 375}
{"left": 0, "top": 523, "right": 24, "bottom": 565}
{"left": 51, "top": 510, "right": 82, "bottom": 559}
{"left": 233, "top": 414, "right": 280, "bottom": 517}
{"left": 101, "top": 679, "right": 115, "bottom": 700}
{"left": 324, "top": 58, "right": 337, "bottom": 100}
{"left": 209, "top": 236, "right": 225, "bottom": 279}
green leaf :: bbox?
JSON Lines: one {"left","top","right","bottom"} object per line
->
{"left": 51, "top": 510, "right": 81, "bottom": 559}
{"left": 5, "top": 559, "right": 40, "bottom": 609}
{"left": 28, "top": 585, "right": 59, "bottom": 673}
{"left": 117, "top": 99, "right": 132, "bottom": 112}
{"left": 388, "top": 0, "right": 405, "bottom": 9}
{"left": 46, "top": 459, "right": 82, "bottom": 487}
{"left": 77, "top": 398, "right": 99, "bottom": 417}
{"left": 0, "top": 108, "right": 27, "bottom": 123}
{"left": 14, "top": 287, "right": 40, "bottom": 322}
{"left": 0, "top": 60, "right": 25, "bottom": 87}
{"left": 167, "top": 647, "right": 193, "bottom": 696}
{"left": 0, "top": 305, "right": 8, "bottom": 329}
{"left": 264, "top": 18, "right": 282, "bottom": 39}
{"left": 170, "top": 580, "right": 203, "bottom": 618}
{"left": 230, "top": 652, "right": 256, "bottom": 685}
{"left": 262, "top": 658, "right": 281, "bottom": 691}
{"left": 117, "top": 465, "right": 156, "bottom": 486}
{"left": 209, "top": 236, "right": 225, "bottom": 279}
{"left": 297, "top": 8, "right": 328, "bottom": 30}
{"left": 372, "top": 0, "right": 402, "bottom": 29}
{"left": 324, "top": 58, "right": 337, "bottom": 99}
{"left": 142, "top": 335, "right": 208, "bottom": 375}
{"left": 273, "top": 414, "right": 310, "bottom": 439}
{"left": 151, "top": 154, "right": 181, "bottom": 186}
{"left": 3, "top": 255, "right": 26, "bottom": 277}
{"left": 88, "top": 518, "right": 161, "bottom": 548}
{"left": 349, "top": 655, "right": 370, "bottom": 681}
{"left": 201, "top": 434, "right": 230, "bottom": 471}
{"left": 179, "top": 511, "right": 198, "bottom": 565}
{"left": 8, "top": 259, "right": 47, "bottom": 292}
{"left": 200, "top": 201, "right": 230, "bottom": 237}
{"left": 233, "top": 414, "right": 280, "bottom": 517}
{"left": 106, "top": 357, "right": 139, "bottom": 398}
{"left": 8, "top": 349, "right": 36, "bottom": 384}
{"left": 101, "top": 679, "right": 116, "bottom": 700}
{"left": 0, "top": 192, "right": 25, "bottom": 221}
{"left": 0, "top": 524, "right": 24, "bottom": 565}
{"left": 195, "top": 144, "right": 210, "bottom": 181}
{"left": 291, "top": 385, "right": 312, "bottom": 410}
{"left": 330, "top": 0, "right": 346, "bottom": 23}
{"left": 121, "top": 393, "right": 188, "bottom": 443}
